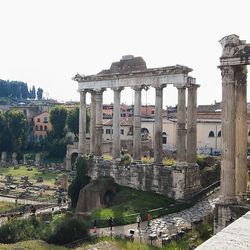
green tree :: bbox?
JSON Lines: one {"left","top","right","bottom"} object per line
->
{"left": 50, "top": 106, "right": 68, "bottom": 138}
{"left": 37, "top": 87, "right": 43, "bottom": 100}
{"left": 68, "top": 157, "right": 91, "bottom": 208}
{"left": 29, "top": 85, "right": 36, "bottom": 99}
{"left": 0, "top": 111, "right": 9, "bottom": 151}
{"left": 67, "top": 106, "right": 90, "bottom": 141}
{"left": 4, "top": 109, "right": 27, "bottom": 152}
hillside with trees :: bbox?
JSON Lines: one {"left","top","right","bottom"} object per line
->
{"left": 0, "top": 79, "right": 43, "bottom": 101}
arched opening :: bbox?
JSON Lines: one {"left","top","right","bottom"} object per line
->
{"left": 162, "top": 132, "right": 167, "bottom": 144}
{"left": 44, "top": 125, "right": 48, "bottom": 131}
{"left": 40, "top": 125, "right": 43, "bottom": 131}
{"left": 71, "top": 152, "right": 78, "bottom": 170}
{"left": 208, "top": 131, "right": 215, "bottom": 137}
{"left": 218, "top": 131, "right": 221, "bottom": 137}
{"left": 104, "top": 190, "right": 115, "bottom": 207}
{"left": 141, "top": 127, "right": 150, "bottom": 140}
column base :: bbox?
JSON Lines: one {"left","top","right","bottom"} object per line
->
{"left": 214, "top": 202, "right": 250, "bottom": 234}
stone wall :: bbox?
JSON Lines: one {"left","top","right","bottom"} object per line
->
{"left": 88, "top": 160, "right": 201, "bottom": 200}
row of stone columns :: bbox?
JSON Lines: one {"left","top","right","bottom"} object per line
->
{"left": 220, "top": 65, "right": 248, "bottom": 203}
{"left": 78, "top": 84, "right": 198, "bottom": 164}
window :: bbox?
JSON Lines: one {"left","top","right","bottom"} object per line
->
{"left": 37, "top": 118, "right": 40, "bottom": 123}
{"left": 43, "top": 116, "right": 48, "bottom": 123}
{"left": 44, "top": 125, "right": 47, "bottom": 131}
{"left": 35, "top": 125, "right": 38, "bottom": 131}
{"left": 208, "top": 131, "right": 215, "bottom": 137}
{"left": 248, "top": 131, "right": 250, "bottom": 136}
{"left": 151, "top": 110, "right": 155, "bottom": 115}
{"left": 162, "top": 132, "right": 167, "bottom": 144}
{"left": 106, "top": 129, "right": 111, "bottom": 134}
{"left": 218, "top": 131, "right": 221, "bottom": 137}
{"left": 40, "top": 125, "right": 43, "bottom": 131}
{"left": 121, "top": 129, "right": 124, "bottom": 135}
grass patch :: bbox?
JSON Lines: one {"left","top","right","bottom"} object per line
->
{"left": 0, "top": 165, "right": 62, "bottom": 186}
{"left": 0, "top": 240, "right": 67, "bottom": 250}
{"left": 82, "top": 236, "right": 160, "bottom": 250}
{"left": 0, "top": 201, "right": 21, "bottom": 213}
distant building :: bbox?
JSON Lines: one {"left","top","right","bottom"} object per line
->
{"left": 33, "top": 111, "right": 52, "bottom": 141}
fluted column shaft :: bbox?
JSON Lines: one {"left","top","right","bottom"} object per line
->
{"left": 78, "top": 91, "right": 86, "bottom": 156}
{"left": 176, "top": 87, "right": 186, "bottom": 162}
{"left": 95, "top": 89, "right": 104, "bottom": 157}
{"left": 133, "top": 86, "right": 142, "bottom": 161}
{"left": 154, "top": 86, "right": 163, "bottom": 164}
{"left": 90, "top": 91, "right": 96, "bottom": 155}
{"left": 221, "top": 66, "right": 236, "bottom": 203}
{"left": 235, "top": 66, "right": 248, "bottom": 198}
{"left": 112, "top": 87, "right": 123, "bottom": 159}
{"left": 187, "top": 85, "right": 198, "bottom": 164}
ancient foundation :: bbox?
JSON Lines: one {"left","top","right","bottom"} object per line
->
{"left": 88, "top": 160, "right": 201, "bottom": 200}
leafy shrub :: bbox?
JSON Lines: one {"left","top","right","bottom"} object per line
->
{"left": 196, "top": 155, "right": 207, "bottom": 169}
{"left": 120, "top": 153, "right": 131, "bottom": 166}
{"left": 47, "top": 217, "right": 89, "bottom": 245}
{"left": 0, "top": 217, "right": 50, "bottom": 243}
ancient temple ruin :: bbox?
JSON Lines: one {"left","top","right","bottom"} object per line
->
{"left": 73, "top": 55, "right": 201, "bottom": 201}
{"left": 215, "top": 34, "right": 250, "bottom": 233}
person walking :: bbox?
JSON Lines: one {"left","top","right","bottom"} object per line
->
{"left": 93, "top": 219, "right": 97, "bottom": 234}
{"left": 147, "top": 212, "right": 151, "bottom": 227}
{"left": 136, "top": 214, "right": 142, "bottom": 229}
{"left": 109, "top": 217, "right": 114, "bottom": 231}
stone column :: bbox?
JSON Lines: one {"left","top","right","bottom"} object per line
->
{"left": 154, "top": 86, "right": 164, "bottom": 164}
{"left": 35, "top": 153, "right": 41, "bottom": 166}
{"left": 176, "top": 87, "right": 186, "bottom": 162}
{"left": 95, "top": 89, "right": 104, "bottom": 157}
{"left": 235, "top": 66, "right": 248, "bottom": 199}
{"left": 12, "top": 152, "right": 17, "bottom": 165}
{"left": 187, "top": 84, "right": 198, "bottom": 164}
{"left": 133, "top": 86, "right": 142, "bottom": 161}
{"left": 90, "top": 91, "right": 96, "bottom": 155}
{"left": 112, "top": 87, "right": 123, "bottom": 160}
{"left": 1, "top": 152, "right": 7, "bottom": 163}
{"left": 220, "top": 66, "right": 236, "bottom": 203}
{"left": 78, "top": 91, "right": 87, "bottom": 156}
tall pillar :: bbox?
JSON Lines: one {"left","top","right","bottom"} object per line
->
{"left": 235, "top": 65, "right": 248, "bottom": 199}
{"left": 95, "top": 89, "right": 104, "bottom": 157}
{"left": 187, "top": 84, "right": 198, "bottom": 164}
{"left": 112, "top": 87, "right": 123, "bottom": 160}
{"left": 176, "top": 87, "right": 186, "bottom": 162}
{"left": 78, "top": 91, "right": 86, "bottom": 156}
{"left": 90, "top": 91, "right": 96, "bottom": 155}
{"left": 154, "top": 86, "right": 164, "bottom": 164}
{"left": 220, "top": 66, "right": 236, "bottom": 203}
{"left": 133, "top": 86, "right": 142, "bottom": 161}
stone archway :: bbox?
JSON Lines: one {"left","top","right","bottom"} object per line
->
{"left": 65, "top": 142, "right": 79, "bottom": 170}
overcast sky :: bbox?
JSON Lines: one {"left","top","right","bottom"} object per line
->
{"left": 0, "top": 0, "right": 249, "bottom": 107}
